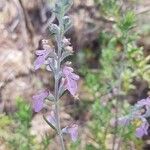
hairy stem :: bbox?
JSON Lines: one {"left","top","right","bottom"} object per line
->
{"left": 54, "top": 11, "right": 65, "bottom": 149}
{"left": 54, "top": 78, "right": 65, "bottom": 150}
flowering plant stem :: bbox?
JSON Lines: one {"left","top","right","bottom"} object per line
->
{"left": 33, "top": 1, "right": 79, "bottom": 148}
{"left": 54, "top": 21, "right": 66, "bottom": 150}
{"left": 54, "top": 78, "right": 65, "bottom": 150}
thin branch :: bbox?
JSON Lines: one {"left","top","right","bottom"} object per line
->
{"left": 135, "top": 6, "right": 150, "bottom": 15}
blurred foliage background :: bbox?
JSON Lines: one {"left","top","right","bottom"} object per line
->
{"left": 0, "top": 0, "right": 150, "bottom": 149}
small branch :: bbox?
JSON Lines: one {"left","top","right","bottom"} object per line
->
{"left": 18, "top": 0, "right": 34, "bottom": 43}
{"left": 112, "top": 99, "right": 119, "bottom": 150}
{"left": 12, "top": 0, "right": 28, "bottom": 42}
{"left": 135, "top": 6, "right": 150, "bottom": 15}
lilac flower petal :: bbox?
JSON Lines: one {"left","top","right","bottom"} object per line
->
{"left": 62, "top": 124, "right": 78, "bottom": 142}
{"left": 136, "top": 128, "right": 144, "bottom": 138}
{"left": 33, "top": 98, "right": 44, "bottom": 112}
{"left": 66, "top": 77, "right": 77, "bottom": 96}
{"left": 68, "top": 124, "right": 78, "bottom": 142}
{"left": 63, "top": 66, "right": 74, "bottom": 74}
{"left": 34, "top": 56, "right": 45, "bottom": 70}
{"left": 118, "top": 117, "right": 130, "bottom": 126}
{"left": 35, "top": 50, "right": 47, "bottom": 56}
{"left": 135, "top": 121, "right": 149, "bottom": 138}
{"left": 34, "top": 49, "right": 50, "bottom": 70}
{"left": 70, "top": 72, "right": 79, "bottom": 80}
{"left": 63, "top": 66, "right": 79, "bottom": 96}
{"left": 32, "top": 90, "right": 49, "bottom": 112}
{"left": 137, "top": 97, "right": 150, "bottom": 107}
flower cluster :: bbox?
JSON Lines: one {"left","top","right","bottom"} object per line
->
{"left": 34, "top": 40, "right": 52, "bottom": 70}
{"left": 32, "top": 0, "right": 79, "bottom": 147}
{"left": 32, "top": 89, "right": 49, "bottom": 112}
{"left": 63, "top": 66, "right": 79, "bottom": 96}
{"left": 62, "top": 124, "right": 78, "bottom": 142}
{"left": 118, "top": 97, "right": 150, "bottom": 138}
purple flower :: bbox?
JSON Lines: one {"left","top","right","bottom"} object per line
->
{"left": 135, "top": 121, "right": 149, "bottom": 138}
{"left": 68, "top": 124, "right": 78, "bottom": 142}
{"left": 63, "top": 66, "right": 79, "bottom": 96}
{"left": 118, "top": 116, "right": 130, "bottom": 126}
{"left": 137, "top": 97, "right": 150, "bottom": 107}
{"left": 32, "top": 90, "right": 49, "bottom": 112}
{"left": 34, "top": 49, "right": 50, "bottom": 70}
{"left": 62, "top": 124, "right": 78, "bottom": 142}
